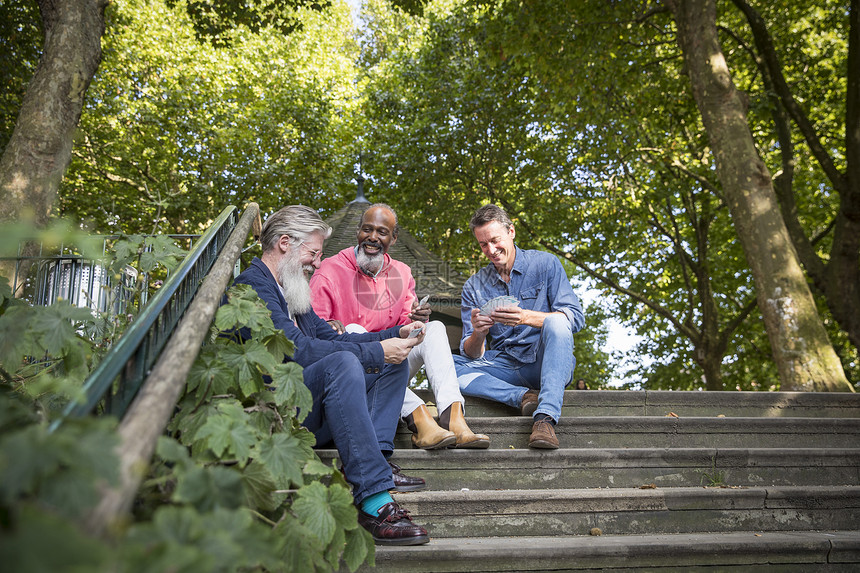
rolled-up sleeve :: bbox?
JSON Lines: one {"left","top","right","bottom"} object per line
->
{"left": 458, "top": 277, "right": 481, "bottom": 356}
{"left": 547, "top": 257, "right": 585, "bottom": 334}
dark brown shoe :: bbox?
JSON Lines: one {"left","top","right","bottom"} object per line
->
{"left": 520, "top": 390, "right": 539, "bottom": 417}
{"left": 389, "top": 461, "right": 426, "bottom": 492}
{"left": 529, "top": 420, "right": 559, "bottom": 449}
{"left": 357, "top": 501, "right": 430, "bottom": 546}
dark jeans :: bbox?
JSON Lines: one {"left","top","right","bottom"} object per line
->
{"left": 301, "top": 351, "right": 408, "bottom": 503}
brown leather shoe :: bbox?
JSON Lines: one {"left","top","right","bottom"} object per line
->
{"left": 529, "top": 419, "right": 559, "bottom": 449}
{"left": 389, "top": 461, "right": 426, "bottom": 492}
{"left": 357, "top": 501, "right": 430, "bottom": 546}
{"left": 520, "top": 390, "right": 539, "bottom": 417}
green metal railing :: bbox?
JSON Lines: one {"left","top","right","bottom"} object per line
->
{"left": 48, "top": 206, "right": 241, "bottom": 430}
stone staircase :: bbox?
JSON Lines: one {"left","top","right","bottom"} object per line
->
{"left": 326, "top": 390, "right": 860, "bottom": 571}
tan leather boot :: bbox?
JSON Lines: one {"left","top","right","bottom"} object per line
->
{"left": 440, "top": 402, "right": 490, "bottom": 449}
{"left": 405, "top": 404, "right": 456, "bottom": 449}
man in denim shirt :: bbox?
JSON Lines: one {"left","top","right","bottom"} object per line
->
{"left": 454, "top": 204, "right": 585, "bottom": 449}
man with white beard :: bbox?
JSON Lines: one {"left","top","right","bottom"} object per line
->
{"left": 311, "top": 204, "right": 489, "bottom": 450}
{"left": 231, "top": 205, "right": 431, "bottom": 546}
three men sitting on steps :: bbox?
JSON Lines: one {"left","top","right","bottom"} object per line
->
{"left": 310, "top": 203, "right": 490, "bottom": 450}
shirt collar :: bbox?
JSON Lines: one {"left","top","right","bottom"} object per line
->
{"left": 488, "top": 245, "right": 525, "bottom": 284}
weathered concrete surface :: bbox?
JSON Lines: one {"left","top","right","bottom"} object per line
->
{"left": 318, "top": 447, "right": 860, "bottom": 489}
{"left": 392, "top": 416, "right": 860, "bottom": 449}
{"left": 358, "top": 531, "right": 860, "bottom": 572}
{"left": 390, "top": 486, "right": 860, "bottom": 538}
{"left": 413, "top": 389, "right": 860, "bottom": 418}
{"left": 336, "top": 390, "right": 860, "bottom": 571}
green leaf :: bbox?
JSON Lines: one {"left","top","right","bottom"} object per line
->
{"left": 0, "top": 418, "right": 118, "bottom": 519}
{"left": 195, "top": 405, "right": 257, "bottom": 464}
{"left": 156, "top": 435, "right": 192, "bottom": 470}
{"left": 144, "top": 235, "right": 186, "bottom": 270}
{"left": 30, "top": 303, "right": 94, "bottom": 356}
{"left": 171, "top": 401, "right": 217, "bottom": 445}
{"left": 275, "top": 515, "right": 321, "bottom": 572}
{"left": 325, "top": 525, "right": 347, "bottom": 569}
{"left": 0, "top": 426, "right": 62, "bottom": 502}
{"left": 247, "top": 408, "right": 277, "bottom": 435}
{"left": 342, "top": 525, "right": 375, "bottom": 572}
{"left": 303, "top": 458, "right": 334, "bottom": 479}
{"left": 153, "top": 505, "right": 206, "bottom": 544}
{"left": 0, "top": 277, "right": 12, "bottom": 307}
{"left": 0, "top": 504, "right": 112, "bottom": 572}
{"left": 38, "top": 471, "right": 103, "bottom": 518}
{"left": 219, "top": 341, "right": 277, "bottom": 397}
{"left": 292, "top": 424, "right": 318, "bottom": 454}
{"left": 327, "top": 482, "right": 358, "bottom": 530}
{"left": 214, "top": 297, "right": 257, "bottom": 331}
{"left": 187, "top": 350, "right": 234, "bottom": 398}
{"left": 262, "top": 331, "right": 295, "bottom": 359}
{"left": 173, "top": 465, "right": 245, "bottom": 511}
{"left": 216, "top": 285, "right": 277, "bottom": 333}
{"left": 256, "top": 433, "right": 305, "bottom": 487}
{"left": 291, "top": 481, "right": 355, "bottom": 546}
{"left": 240, "top": 460, "right": 278, "bottom": 511}
{"left": 110, "top": 237, "right": 141, "bottom": 268}
{"left": 271, "top": 361, "right": 312, "bottom": 421}
{"left": 0, "top": 309, "right": 30, "bottom": 374}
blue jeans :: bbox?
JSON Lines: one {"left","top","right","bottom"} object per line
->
{"left": 454, "top": 314, "right": 574, "bottom": 421}
{"left": 301, "top": 351, "right": 409, "bottom": 504}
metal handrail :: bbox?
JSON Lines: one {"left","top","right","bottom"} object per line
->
{"left": 49, "top": 206, "right": 241, "bottom": 430}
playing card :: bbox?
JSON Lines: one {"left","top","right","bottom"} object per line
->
{"left": 408, "top": 326, "right": 424, "bottom": 338}
{"left": 479, "top": 295, "right": 521, "bottom": 316}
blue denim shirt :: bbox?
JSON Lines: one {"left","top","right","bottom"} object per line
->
{"left": 459, "top": 246, "right": 585, "bottom": 364}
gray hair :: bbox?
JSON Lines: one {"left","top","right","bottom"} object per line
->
{"left": 359, "top": 202, "right": 400, "bottom": 239}
{"left": 469, "top": 204, "right": 513, "bottom": 232}
{"left": 260, "top": 205, "right": 332, "bottom": 253}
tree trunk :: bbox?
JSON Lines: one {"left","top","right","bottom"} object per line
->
{"left": 0, "top": 0, "right": 107, "bottom": 283}
{"left": 731, "top": 0, "right": 860, "bottom": 359}
{"left": 832, "top": 0, "right": 860, "bottom": 354}
{"left": 699, "top": 350, "right": 724, "bottom": 391}
{"left": 669, "top": 0, "right": 853, "bottom": 392}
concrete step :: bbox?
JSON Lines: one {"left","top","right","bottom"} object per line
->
{"left": 360, "top": 531, "right": 860, "bottom": 572}
{"left": 392, "top": 416, "right": 860, "bottom": 449}
{"left": 323, "top": 448, "right": 860, "bottom": 490}
{"left": 412, "top": 389, "right": 860, "bottom": 418}
{"left": 389, "top": 486, "right": 860, "bottom": 539}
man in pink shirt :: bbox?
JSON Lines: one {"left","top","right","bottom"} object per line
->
{"left": 310, "top": 203, "right": 489, "bottom": 450}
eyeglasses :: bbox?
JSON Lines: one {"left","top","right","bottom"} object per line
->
{"left": 298, "top": 241, "right": 322, "bottom": 261}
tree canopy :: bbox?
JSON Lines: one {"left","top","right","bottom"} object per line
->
{"left": 1, "top": 0, "right": 858, "bottom": 389}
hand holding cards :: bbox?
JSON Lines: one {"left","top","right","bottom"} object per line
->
{"left": 410, "top": 294, "right": 432, "bottom": 323}
{"left": 479, "top": 295, "right": 521, "bottom": 316}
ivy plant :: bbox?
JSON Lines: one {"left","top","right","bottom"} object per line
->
{"left": 0, "top": 225, "right": 374, "bottom": 572}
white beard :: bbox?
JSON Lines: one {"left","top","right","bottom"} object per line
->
{"left": 277, "top": 252, "right": 313, "bottom": 315}
{"left": 356, "top": 243, "right": 384, "bottom": 276}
